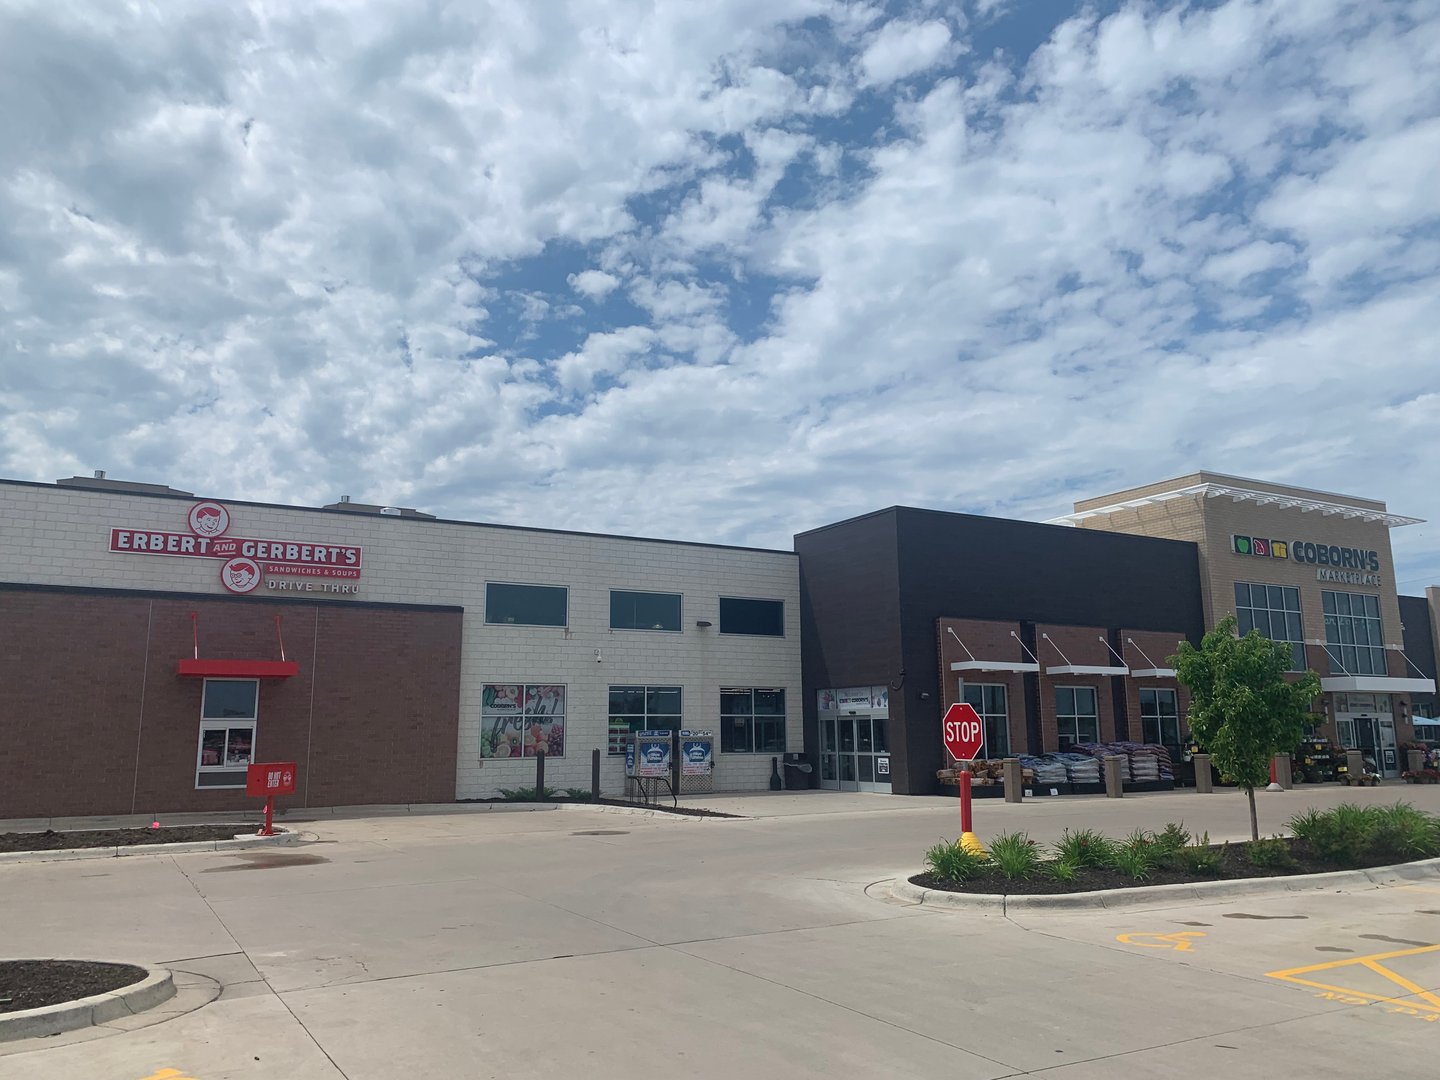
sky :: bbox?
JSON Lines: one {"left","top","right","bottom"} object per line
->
{"left": 1, "top": 0, "right": 1438, "bottom": 591}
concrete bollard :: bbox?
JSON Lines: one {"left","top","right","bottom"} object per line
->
{"left": 1272, "top": 754, "right": 1292, "bottom": 790}
{"left": 1104, "top": 755, "right": 1124, "bottom": 798}
{"left": 1346, "top": 749, "right": 1365, "bottom": 782}
{"left": 1408, "top": 749, "right": 1425, "bottom": 775}
{"left": 1193, "top": 753, "right": 1213, "bottom": 793}
{"left": 1003, "top": 758, "right": 1023, "bottom": 803}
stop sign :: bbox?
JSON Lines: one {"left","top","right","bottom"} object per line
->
{"left": 942, "top": 702, "right": 985, "bottom": 761}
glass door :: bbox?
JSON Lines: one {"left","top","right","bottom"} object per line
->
{"left": 836, "top": 716, "right": 859, "bottom": 791}
{"left": 820, "top": 716, "right": 838, "bottom": 788}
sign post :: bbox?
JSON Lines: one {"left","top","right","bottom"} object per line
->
{"left": 942, "top": 703, "right": 986, "bottom": 855}
{"left": 246, "top": 761, "right": 297, "bottom": 836}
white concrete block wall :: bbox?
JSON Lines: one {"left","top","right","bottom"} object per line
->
{"left": 0, "top": 480, "right": 802, "bottom": 798}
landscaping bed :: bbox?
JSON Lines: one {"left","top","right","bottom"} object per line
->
{"left": 913, "top": 803, "right": 1440, "bottom": 896}
{"left": 460, "top": 790, "right": 740, "bottom": 818}
{"left": 0, "top": 960, "right": 145, "bottom": 1013}
{"left": 0, "top": 825, "right": 253, "bottom": 853}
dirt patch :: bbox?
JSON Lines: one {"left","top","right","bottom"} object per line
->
{"left": 0, "top": 960, "right": 146, "bottom": 1013}
{"left": 911, "top": 838, "right": 1436, "bottom": 896}
{"left": 0, "top": 825, "right": 252, "bottom": 853}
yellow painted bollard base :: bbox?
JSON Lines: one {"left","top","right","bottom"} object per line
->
{"left": 960, "top": 832, "right": 986, "bottom": 856}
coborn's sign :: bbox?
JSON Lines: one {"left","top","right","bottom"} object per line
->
{"left": 109, "top": 501, "right": 363, "bottom": 595}
{"left": 1232, "top": 534, "right": 1382, "bottom": 586}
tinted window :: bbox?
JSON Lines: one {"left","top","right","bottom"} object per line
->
{"left": 486, "top": 583, "right": 567, "bottom": 627}
{"left": 610, "top": 590, "right": 682, "bottom": 631}
{"left": 719, "top": 597, "right": 784, "bottom": 636}
{"left": 202, "top": 680, "right": 257, "bottom": 719}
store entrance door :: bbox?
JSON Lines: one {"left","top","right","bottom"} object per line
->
{"left": 1343, "top": 714, "right": 1401, "bottom": 778}
{"left": 819, "top": 712, "right": 892, "bottom": 792}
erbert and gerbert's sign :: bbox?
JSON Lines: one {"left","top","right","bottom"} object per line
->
{"left": 109, "top": 500, "right": 363, "bottom": 595}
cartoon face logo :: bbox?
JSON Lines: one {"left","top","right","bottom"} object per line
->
{"left": 188, "top": 501, "right": 231, "bottom": 538}
{"left": 220, "top": 556, "right": 262, "bottom": 594}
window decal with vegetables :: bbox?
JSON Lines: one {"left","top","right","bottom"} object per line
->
{"left": 481, "top": 683, "right": 565, "bottom": 758}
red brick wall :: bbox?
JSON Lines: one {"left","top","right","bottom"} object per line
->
{"left": 0, "top": 586, "right": 462, "bottom": 818}
{"left": 1120, "top": 629, "right": 1191, "bottom": 741}
{"left": 937, "top": 618, "right": 1026, "bottom": 759}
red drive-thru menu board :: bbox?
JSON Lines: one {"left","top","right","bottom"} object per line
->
{"left": 246, "top": 762, "right": 298, "bottom": 797}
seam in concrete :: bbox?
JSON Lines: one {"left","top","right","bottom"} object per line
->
{"left": 890, "top": 856, "right": 1440, "bottom": 913}
{"left": 0, "top": 965, "right": 174, "bottom": 1042}
{"left": 0, "top": 829, "right": 300, "bottom": 866}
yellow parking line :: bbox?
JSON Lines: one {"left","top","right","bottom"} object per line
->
{"left": 1267, "top": 943, "right": 1440, "bottom": 1014}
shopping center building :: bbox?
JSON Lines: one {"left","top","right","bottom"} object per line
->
{"left": 0, "top": 474, "right": 800, "bottom": 818}
{"left": 1, "top": 469, "right": 1436, "bottom": 815}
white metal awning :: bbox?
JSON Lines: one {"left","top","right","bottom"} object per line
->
{"left": 1130, "top": 667, "right": 1178, "bottom": 678}
{"left": 1045, "top": 664, "right": 1129, "bottom": 676}
{"left": 950, "top": 660, "right": 1040, "bottom": 674}
{"left": 1320, "top": 676, "right": 1436, "bottom": 694}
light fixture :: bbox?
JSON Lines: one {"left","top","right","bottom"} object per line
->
{"left": 695, "top": 620, "right": 713, "bottom": 628}
{"left": 889, "top": 668, "right": 906, "bottom": 691}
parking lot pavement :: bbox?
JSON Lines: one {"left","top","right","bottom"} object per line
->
{"left": 2, "top": 788, "right": 1439, "bottom": 1080}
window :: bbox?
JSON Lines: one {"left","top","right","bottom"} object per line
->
{"left": 1234, "top": 582, "right": 1305, "bottom": 670}
{"left": 485, "top": 582, "right": 568, "bottom": 627}
{"left": 196, "top": 679, "right": 258, "bottom": 789}
{"left": 718, "top": 596, "right": 784, "bottom": 636}
{"left": 1323, "top": 591, "right": 1386, "bottom": 676}
{"left": 480, "top": 684, "right": 566, "bottom": 758}
{"left": 1139, "top": 688, "right": 1181, "bottom": 747}
{"left": 610, "top": 590, "right": 682, "bottom": 632}
{"left": 607, "top": 685, "right": 682, "bottom": 755}
{"left": 720, "top": 688, "right": 786, "bottom": 753}
{"left": 961, "top": 684, "right": 1009, "bottom": 759}
{"left": 1054, "top": 686, "right": 1099, "bottom": 747}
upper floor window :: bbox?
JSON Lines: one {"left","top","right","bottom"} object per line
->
{"left": 1323, "top": 591, "right": 1386, "bottom": 676}
{"left": 486, "top": 582, "right": 568, "bottom": 627}
{"left": 719, "top": 597, "right": 784, "bottom": 636}
{"left": 1234, "top": 582, "right": 1305, "bottom": 671}
{"left": 610, "top": 590, "right": 682, "bottom": 632}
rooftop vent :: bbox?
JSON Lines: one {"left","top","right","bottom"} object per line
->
{"left": 380, "top": 506, "right": 401, "bottom": 517}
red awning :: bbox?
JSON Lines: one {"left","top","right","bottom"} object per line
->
{"left": 176, "top": 658, "right": 300, "bottom": 678}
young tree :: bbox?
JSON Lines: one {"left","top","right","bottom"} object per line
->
{"left": 1171, "top": 615, "right": 1321, "bottom": 841}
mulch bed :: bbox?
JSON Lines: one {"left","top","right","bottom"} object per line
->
{"left": 0, "top": 960, "right": 146, "bottom": 1013}
{"left": 0, "top": 825, "right": 252, "bottom": 853}
{"left": 457, "top": 797, "right": 739, "bottom": 818}
{"left": 912, "top": 837, "right": 1426, "bottom": 895}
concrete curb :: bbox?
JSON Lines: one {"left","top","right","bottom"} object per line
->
{"left": 0, "top": 963, "right": 175, "bottom": 1042}
{"left": 892, "top": 855, "right": 1440, "bottom": 913}
{"left": 0, "top": 828, "right": 300, "bottom": 866}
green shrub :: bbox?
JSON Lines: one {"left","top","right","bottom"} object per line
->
{"left": 1047, "top": 858, "right": 1081, "bottom": 883}
{"left": 1287, "top": 808, "right": 1325, "bottom": 842}
{"left": 1177, "top": 838, "right": 1225, "bottom": 876}
{"left": 1153, "top": 822, "right": 1191, "bottom": 858}
{"left": 498, "top": 786, "right": 558, "bottom": 801}
{"left": 1369, "top": 803, "right": 1440, "bottom": 860}
{"left": 925, "top": 839, "right": 989, "bottom": 883}
{"left": 563, "top": 787, "right": 595, "bottom": 802}
{"left": 1052, "top": 828, "right": 1118, "bottom": 868}
{"left": 1246, "top": 837, "right": 1298, "bottom": 872}
{"left": 988, "top": 832, "right": 1042, "bottom": 880}
{"left": 1109, "top": 845, "right": 1155, "bottom": 880}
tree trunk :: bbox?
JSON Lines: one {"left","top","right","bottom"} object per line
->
{"left": 1246, "top": 785, "right": 1259, "bottom": 842}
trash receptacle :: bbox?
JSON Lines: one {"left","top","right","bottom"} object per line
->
{"left": 783, "top": 752, "right": 812, "bottom": 790}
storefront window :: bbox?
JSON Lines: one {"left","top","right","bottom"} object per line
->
{"left": 196, "top": 679, "right": 258, "bottom": 789}
{"left": 610, "top": 590, "right": 682, "bottom": 632}
{"left": 1054, "top": 686, "right": 1099, "bottom": 747}
{"left": 1322, "top": 591, "right": 1386, "bottom": 676}
{"left": 961, "top": 684, "right": 1009, "bottom": 759}
{"left": 1234, "top": 582, "right": 1305, "bottom": 670}
{"left": 1139, "top": 687, "right": 1180, "bottom": 747}
{"left": 608, "top": 685, "right": 682, "bottom": 754}
{"left": 485, "top": 582, "right": 568, "bottom": 627}
{"left": 480, "top": 684, "right": 566, "bottom": 758}
{"left": 720, "top": 688, "right": 786, "bottom": 753}
{"left": 718, "top": 597, "right": 784, "bottom": 636}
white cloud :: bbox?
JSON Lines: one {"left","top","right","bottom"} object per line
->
{"left": 858, "top": 19, "right": 955, "bottom": 87}
{"left": 2, "top": 0, "right": 1439, "bottom": 593}
{"left": 568, "top": 269, "right": 620, "bottom": 300}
